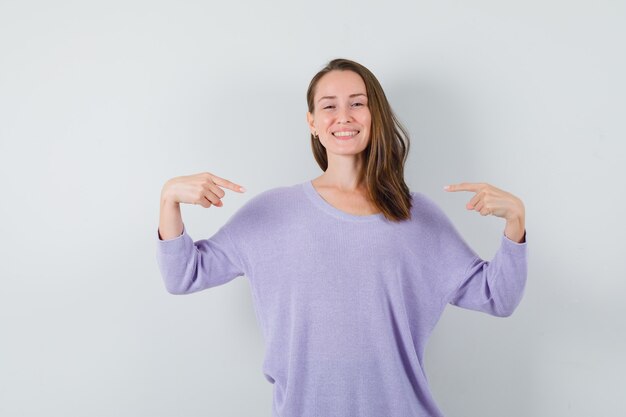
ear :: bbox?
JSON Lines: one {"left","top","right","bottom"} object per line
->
{"left": 306, "top": 111, "right": 315, "bottom": 133}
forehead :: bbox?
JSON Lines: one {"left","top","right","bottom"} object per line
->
{"left": 315, "top": 70, "right": 367, "bottom": 98}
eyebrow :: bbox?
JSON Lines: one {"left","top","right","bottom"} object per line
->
{"left": 317, "top": 93, "right": 367, "bottom": 103}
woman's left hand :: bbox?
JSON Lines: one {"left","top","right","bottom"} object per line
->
{"left": 444, "top": 182, "right": 526, "bottom": 243}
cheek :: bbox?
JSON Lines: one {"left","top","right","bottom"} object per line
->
{"left": 320, "top": 116, "right": 333, "bottom": 127}
{"left": 362, "top": 111, "right": 372, "bottom": 126}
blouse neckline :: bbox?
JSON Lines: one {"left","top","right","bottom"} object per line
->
{"left": 302, "top": 180, "right": 386, "bottom": 223}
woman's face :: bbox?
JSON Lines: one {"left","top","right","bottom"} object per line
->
{"left": 307, "top": 70, "right": 372, "bottom": 157}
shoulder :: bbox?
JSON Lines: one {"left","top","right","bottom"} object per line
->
{"left": 405, "top": 190, "right": 461, "bottom": 235}
{"left": 409, "top": 191, "right": 446, "bottom": 219}
{"left": 235, "top": 183, "right": 299, "bottom": 214}
{"left": 223, "top": 182, "right": 302, "bottom": 230}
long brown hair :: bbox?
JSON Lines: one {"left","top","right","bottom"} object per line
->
{"left": 306, "top": 58, "right": 413, "bottom": 222}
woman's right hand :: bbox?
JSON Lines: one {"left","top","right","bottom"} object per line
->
{"left": 161, "top": 172, "right": 246, "bottom": 208}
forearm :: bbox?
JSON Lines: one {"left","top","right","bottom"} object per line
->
{"left": 159, "top": 190, "right": 184, "bottom": 240}
{"left": 504, "top": 216, "right": 526, "bottom": 243}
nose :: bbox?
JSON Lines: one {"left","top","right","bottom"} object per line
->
{"left": 337, "top": 106, "right": 352, "bottom": 124}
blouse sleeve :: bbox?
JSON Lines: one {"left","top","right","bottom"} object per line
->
{"left": 415, "top": 192, "right": 529, "bottom": 318}
{"left": 444, "top": 230, "right": 528, "bottom": 317}
{"left": 155, "top": 221, "right": 246, "bottom": 295}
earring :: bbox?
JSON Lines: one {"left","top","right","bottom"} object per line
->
{"left": 313, "top": 131, "right": 318, "bottom": 139}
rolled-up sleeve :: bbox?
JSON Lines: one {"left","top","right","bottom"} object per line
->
{"left": 445, "top": 230, "right": 528, "bottom": 317}
{"left": 156, "top": 222, "right": 246, "bottom": 295}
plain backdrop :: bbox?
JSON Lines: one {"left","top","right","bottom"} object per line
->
{"left": 1, "top": 0, "right": 624, "bottom": 416}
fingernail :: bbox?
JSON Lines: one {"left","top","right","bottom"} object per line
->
{"left": 240, "top": 186, "right": 246, "bottom": 192}
{"left": 443, "top": 185, "right": 450, "bottom": 190}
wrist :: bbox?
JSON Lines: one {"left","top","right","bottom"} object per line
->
{"left": 504, "top": 217, "right": 526, "bottom": 243}
{"left": 160, "top": 193, "right": 180, "bottom": 207}
{"left": 160, "top": 184, "right": 179, "bottom": 206}
{"left": 506, "top": 215, "right": 524, "bottom": 226}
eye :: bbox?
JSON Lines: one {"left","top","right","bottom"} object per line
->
{"left": 323, "top": 105, "right": 335, "bottom": 109}
{"left": 352, "top": 102, "right": 365, "bottom": 107}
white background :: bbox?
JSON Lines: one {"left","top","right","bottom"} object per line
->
{"left": 1, "top": 0, "right": 624, "bottom": 416}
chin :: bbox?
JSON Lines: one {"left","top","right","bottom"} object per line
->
{"left": 327, "top": 146, "right": 369, "bottom": 157}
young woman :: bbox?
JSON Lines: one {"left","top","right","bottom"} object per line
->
{"left": 157, "top": 58, "right": 527, "bottom": 417}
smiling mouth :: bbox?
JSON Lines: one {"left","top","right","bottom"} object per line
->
{"left": 332, "top": 130, "right": 359, "bottom": 138}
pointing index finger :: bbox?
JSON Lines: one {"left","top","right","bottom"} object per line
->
{"left": 444, "top": 182, "right": 482, "bottom": 192}
{"left": 211, "top": 175, "right": 247, "bottom": 193}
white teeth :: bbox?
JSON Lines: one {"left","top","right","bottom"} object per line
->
{"left": 333, "top": 131, "right": 358, "bottom": 137}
